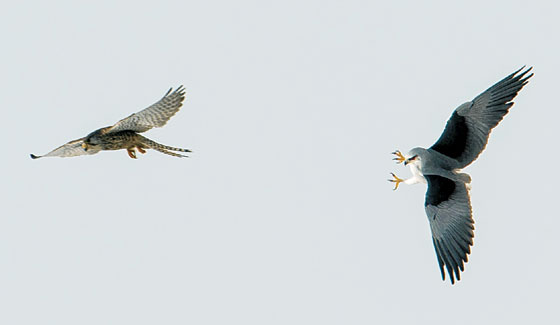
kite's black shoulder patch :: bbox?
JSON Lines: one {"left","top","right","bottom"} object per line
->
{"left": 430, "top": 111, "right": 468, "bottom": 158}
{"left": 425, "top": 175, "right": 456, "bottom": 207}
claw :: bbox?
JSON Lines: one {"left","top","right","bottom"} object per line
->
{"left": 127, "top": 148, "right": 137, "bottom": 159}
{"left": 388, "top": 172, "right": 404, "bottom": 190}
{"left": 392, "top": 150, "right": 406, "bottom": 164}
{"left": 137, "top": 146, "right": 146, "bottom": 154}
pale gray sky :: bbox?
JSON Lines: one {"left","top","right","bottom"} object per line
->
{"left": 1, "top": 1, "right": 558, "bottom": 324}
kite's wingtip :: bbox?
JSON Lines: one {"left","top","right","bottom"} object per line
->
{"left": 30, "top": 154, "right": 40, "bottom": 159}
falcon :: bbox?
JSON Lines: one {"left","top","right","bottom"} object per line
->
{"left": 388, "top": 67, "right": 533, "bottom": 284}
{"left": 31, "top": 86, "right": 190, "bottom": 159}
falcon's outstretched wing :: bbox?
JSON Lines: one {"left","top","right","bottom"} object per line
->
{"left": 107, "top": 86, "right": 186, "bottom": 134}
{"left": 424, "top": 174, "right": 474, "bottom": 284}
{"left": 30, "top": 138, "right": 100, "bottom": 159}
{"left": 430, "top": 67, "right": 533, "bottom": 168}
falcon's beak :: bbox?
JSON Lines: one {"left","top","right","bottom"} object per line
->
{"left": 82, "top": 142, "right": 88, "bottom": 151}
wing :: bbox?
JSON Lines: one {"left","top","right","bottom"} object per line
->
{"left": 30, "top": 138, "right": 100, "bottom": 159}
{"left": 430, "top": 67, "right": 533, "bottom": 168}
{"left": 106, "top": 86, "right": 186, "bottom": 134}
{"left": 424, "top": 174, "right": 474, "bottom": 284}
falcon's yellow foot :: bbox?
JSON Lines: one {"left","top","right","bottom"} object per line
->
{"left": 388, "top": 172, "right": 404, "bottom": 190}
{"left": 137, "top": 147, "right": 146, "bottom": 154}
{"left": 392, "top": 150, "right": 406, "bottom": 164}
{"left": 127, "top": 148, "right": 137, "bottom": 159}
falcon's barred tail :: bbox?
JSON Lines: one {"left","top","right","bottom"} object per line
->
{"left": 139, "top": 136, "right": 191, "bottom": 158}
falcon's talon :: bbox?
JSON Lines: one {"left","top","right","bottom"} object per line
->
{"left": 137, "top": 147, "right": 146, "bottom": 154}
{"left": 392, "top": 150, "right": 406, "bottom": 164}
{"left": 127, "top": 148, "right": 137, "bottom": 159}
{"left": 388, "top": 172, "right": 404, "bottom": 190}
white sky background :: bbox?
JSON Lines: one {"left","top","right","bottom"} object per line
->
{"left": 1, "top": 0, "right": 558, "bottom": 324}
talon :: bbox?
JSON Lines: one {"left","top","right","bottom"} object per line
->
{"left": 388, "top": 172, "right": 404, "bottom": 190}
{"left": 137, "top": 147, "right": 146, "bottom": 154}
{"left": 392, "top": 150, "right": 406, "bottom": 164}
{"left": 127, "top": 148, "right": 137, "bottom": 159}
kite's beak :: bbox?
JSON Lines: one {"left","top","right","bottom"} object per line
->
{"left": 404, "top": 155, "right": 418, "bottom": 166}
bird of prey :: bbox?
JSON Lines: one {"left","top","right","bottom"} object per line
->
{"left": 31, "top": 86, "right": 191, "bottom": 159}
{"left": 388, "top": 67, "right": 533, "bottom": 284}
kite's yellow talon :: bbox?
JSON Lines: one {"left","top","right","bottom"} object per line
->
{"left": 388, "top": 172, "right": 404, "bottom": 190}
{"left": 392, "top": 150, "right": 406, "bottom": 164}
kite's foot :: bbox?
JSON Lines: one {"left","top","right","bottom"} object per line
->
{"left": 127, "top": 148, "right": 137, "bottom": 159}
{"left": 388, "top": 172, "right": 404, "bottom": 190}
{"left": 392, "top": 150, "right": 406, "bottom": 164}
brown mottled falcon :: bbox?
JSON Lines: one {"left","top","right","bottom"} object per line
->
{"left": 31, "top": 86, "right": 190, "bottom": 159}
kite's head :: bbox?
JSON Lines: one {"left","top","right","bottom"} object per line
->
{"left": 392, "top": 148, "right": 424, "bottom": 166}
{"left": 404, "top": 147, "right": 425, "bottom": 167}
{"left": 404, "top": 155, "right": 418, "bottom": 166}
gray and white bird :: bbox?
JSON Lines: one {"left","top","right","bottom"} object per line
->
{"left": 389, "top": 67, "right": 533, "bottom": 284}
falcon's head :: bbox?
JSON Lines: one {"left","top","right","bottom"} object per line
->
{"left": 81, "top": 141, "right": 91, "bottom": 151}
{"left": 82, "top": 128, "right": 105, "bottom": 152}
